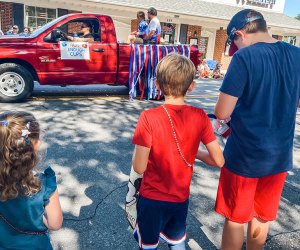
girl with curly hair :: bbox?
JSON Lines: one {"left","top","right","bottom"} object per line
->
{"left": 0, "top": 111, "right": 62, "bottom": 249}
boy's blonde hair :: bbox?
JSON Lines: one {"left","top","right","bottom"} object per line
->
{"left": 156, "top": 53, "right": 195, "bottom": 97}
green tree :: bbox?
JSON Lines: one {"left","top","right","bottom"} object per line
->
{"left": 296, "top": 14, "right": 300, "bottom": 21}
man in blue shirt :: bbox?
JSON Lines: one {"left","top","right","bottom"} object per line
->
{"left": 214, "top": 9, "right": 300, "bottom": 250}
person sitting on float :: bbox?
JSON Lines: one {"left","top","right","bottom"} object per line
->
{"left": 127, "top": 11, "right": 148, "bottom": 44}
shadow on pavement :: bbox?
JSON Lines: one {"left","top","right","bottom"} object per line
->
{"left": 1, "top": 79, "right": 299, "bottom": 249}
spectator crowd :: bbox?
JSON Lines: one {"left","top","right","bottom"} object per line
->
{"left": 0, "top": 25, "right": 31, "bottom": 36}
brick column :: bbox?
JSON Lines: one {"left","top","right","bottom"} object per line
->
{"left": 213, "top": 29, "right": 232, "bottom": 70}
{"left": 186, "top": 25, "right": 201, "bottom": 46}
{"left": 131, "top": 19, "right": 138, "bottom": 33}
{"left": 0, "top": 1, "right": 13, "bottom": 33}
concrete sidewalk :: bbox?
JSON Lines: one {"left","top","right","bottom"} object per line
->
{"left": 1, "top": 79, "right": 299, "bottom": 249}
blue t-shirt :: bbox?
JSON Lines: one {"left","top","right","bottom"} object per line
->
{"left": 0, "top": 167, "right": 57, "bottom": 249}
{"left": 220, "top": 41, "right": 300, "bottom": 177}
{"left": 137, "top": 20, "right": 148, "bottom": 39}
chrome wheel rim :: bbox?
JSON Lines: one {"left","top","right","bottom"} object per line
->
{"left": 0, "top": 72, "right": 25, "bottom": 97}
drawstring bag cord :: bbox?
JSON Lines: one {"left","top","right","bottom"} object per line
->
{"left": 162, "top": 105, "right": 192, "bottom": 167}
{"left": 0, "top": 213, "right": 47, "bottom": 235}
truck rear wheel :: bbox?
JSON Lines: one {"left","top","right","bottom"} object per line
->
{"left": 0, "top": 63, "right": 34, "bottom": 103}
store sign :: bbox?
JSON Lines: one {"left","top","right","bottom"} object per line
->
{"left": 247, "top": 0, "right": 276, "bottom": 4}
{"left": 162, "top": 24, "right": 176, "bottom": 34}
{"left": 161, "top": 22, "right": 176, "bottom": 43}
{"left": 60, "top": 42, "right": 90, "bottom": 60}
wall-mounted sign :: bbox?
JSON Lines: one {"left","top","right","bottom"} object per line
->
{"left": 189, "top": 38, "right": 198, "bottom": 46}
{"left": 247, "top": 0, "right": 276, "bottom": 4}
{"left": 163, "top": 25, "right": 174, "bottom": 34}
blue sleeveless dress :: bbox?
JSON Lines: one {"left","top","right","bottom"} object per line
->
{"left": 0, "top": 167, "right": 57, "bottom": 250}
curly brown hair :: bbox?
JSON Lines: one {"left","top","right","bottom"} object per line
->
{"left": 137, "top": 11, "right": 145, "bottom": 20}
{"left": 0, "top": 111, "right": 41, "bottom": 201}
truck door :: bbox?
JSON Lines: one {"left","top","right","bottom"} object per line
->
{"left": 36, "top": 18, "right": 117, "bottom": 85}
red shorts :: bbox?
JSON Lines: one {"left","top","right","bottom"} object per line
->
{"left": 215, "top": 167, "right": 287, "bottom": 223}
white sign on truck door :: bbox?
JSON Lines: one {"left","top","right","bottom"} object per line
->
{"left": 60, "top": 42, "right": 90, "bottom": 60}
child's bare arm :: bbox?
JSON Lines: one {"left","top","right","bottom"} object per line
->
{"left": 197, "top": 149, "right": 217, "bottom": 166}
{"left": 196, "top": 140, "right": 224, "bottom": 168}
{"left": 132, "top": 145, "right": 150, "bottom": 174}
{"left": 43, "top": 189, "right": 63, "bottom": 230}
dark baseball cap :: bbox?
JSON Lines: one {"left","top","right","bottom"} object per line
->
{"left": 226, "top": 9, "right": 264, "bottom": 56}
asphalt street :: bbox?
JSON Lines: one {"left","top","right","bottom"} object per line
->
{"left": 1, "top": 79, "right": 299, "bottom": 250}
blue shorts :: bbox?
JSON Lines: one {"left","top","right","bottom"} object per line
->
{"left": 133, "top": 195, "right": 189, "bottom": 250}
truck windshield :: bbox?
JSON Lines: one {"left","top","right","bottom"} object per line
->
{"left": 29, "top": 15, "right": 69, "bottom": 38}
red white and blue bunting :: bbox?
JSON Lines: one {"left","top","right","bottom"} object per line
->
{"left": 129, "top": 44, "right": 191, "bottom": 100}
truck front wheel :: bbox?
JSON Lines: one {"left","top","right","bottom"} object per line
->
{"left": 0, "top": 63, "right": 34, "bottom": 103}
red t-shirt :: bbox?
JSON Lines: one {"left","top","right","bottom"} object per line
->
{"left": 132, "top": 104, "right": 216, "bottom": 202}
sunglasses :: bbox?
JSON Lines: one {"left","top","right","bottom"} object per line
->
{"left": 81, "top": 26, "right": 88, "bottom": 28}
{"left": 226, "top": 28, "right": 238, "bottom": 47}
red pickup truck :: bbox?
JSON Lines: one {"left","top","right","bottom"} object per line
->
{"left": 0, "top": 13, "right": 199, "bottom": 102}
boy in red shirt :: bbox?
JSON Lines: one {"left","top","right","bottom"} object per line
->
{"left": 131, "top": 53, "right": 224, "bottom": 249}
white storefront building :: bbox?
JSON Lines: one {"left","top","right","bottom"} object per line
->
{"left": 1, "top": 0, "right": 300, "bottom": 68}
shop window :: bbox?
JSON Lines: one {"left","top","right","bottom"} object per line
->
{"left": 179, "top": 24, "right": 188, "bottom": 44}
{"left": 199, "top": 37, "right": 209, "bottom": 59}
{"left": 161, "top": 22, "right": 176, "bottom": 44}
{"left": 224, "top": 42, "right": 230, "bottom": 56}
{"left": 283, "top": 36, "right": 296, "bottom": 45}
{"left": 25, "top": 6, "right": 57, "bottom": 31}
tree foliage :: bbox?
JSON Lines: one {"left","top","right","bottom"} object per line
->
{"left": 296, "top": 14, "right": 300, "bottom": 21}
